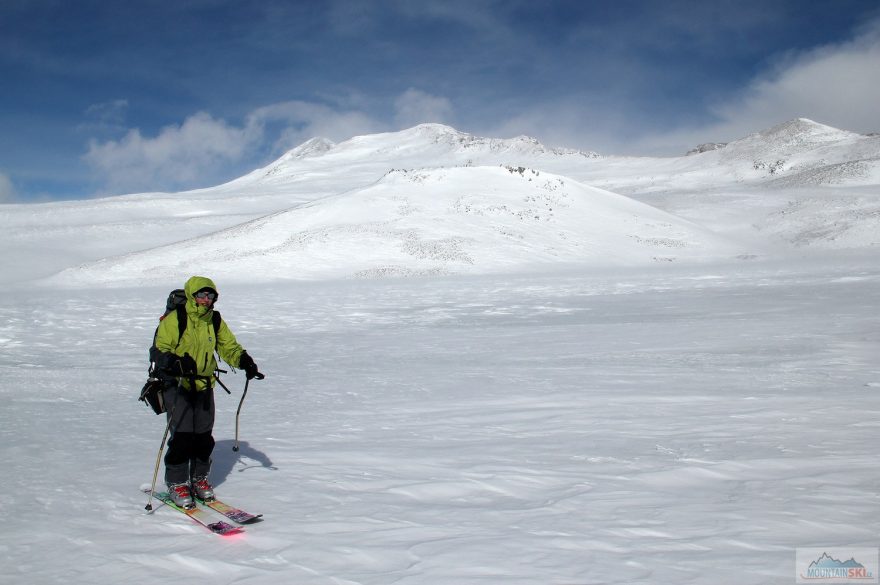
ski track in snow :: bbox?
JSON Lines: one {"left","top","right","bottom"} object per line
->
{"left": 1, "top": 259, "right": 879, "bottom": 584}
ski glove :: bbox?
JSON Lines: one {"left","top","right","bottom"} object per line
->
{"left": 169, "top": 353, "right": 198, "bottom": 376}
{"left": 239, "top": 352, "right": 260, "bottom": 380}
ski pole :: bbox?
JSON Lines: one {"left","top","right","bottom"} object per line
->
{"left": 233, "top": 372, "right": 263, "bottom": 452}
{"left": 144, "top": 397, "right": 177, "bottom": 512}
{"left": 232, "top": 378, "right": 249, "bottom": 453}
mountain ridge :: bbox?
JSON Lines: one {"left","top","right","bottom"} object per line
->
{"left": 229, "top": 118, "right": 879, "bottom": 194}
{"left": 1, "top": 118, "right": 878, "bottom": 286}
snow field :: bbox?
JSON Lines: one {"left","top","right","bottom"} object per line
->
{"left": 2, "top": 258, "right": 879, "bottom": 584}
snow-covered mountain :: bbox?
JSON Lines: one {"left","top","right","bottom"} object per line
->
{"left": 705, "top": 118, "right": 880, "bottom": 186}
{"left": 234, "top": 124, "right": 600, "bottom": 186}
{"left": 229, "top": 119, "right": 880, "bottom": 196}
{"left": 1, "top": 118, "right": 877, "bottom": 287}
{"left": 52, "top": 166, "right": 743, "bottom": 287}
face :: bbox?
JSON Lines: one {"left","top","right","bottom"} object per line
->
{"left": 194, "top": 291, "right": 216, "bottom": 307}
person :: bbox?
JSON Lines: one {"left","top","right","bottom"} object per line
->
{"left": 152, "top": 275, "right": 261, "bottom": 509}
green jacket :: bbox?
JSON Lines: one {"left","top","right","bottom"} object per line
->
{"left": 154, "top": 276, "right": 245, "bottom": 391}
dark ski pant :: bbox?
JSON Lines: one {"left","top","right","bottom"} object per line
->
{"left": 163, "top": 384, "right": 215, "bottom": 485}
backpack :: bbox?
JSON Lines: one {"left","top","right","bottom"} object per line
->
{"left": 139, "top": 289, "right": 222, "bottom": 414}
{"left": 152, "top": 289, "right": 222, "bottom": 356}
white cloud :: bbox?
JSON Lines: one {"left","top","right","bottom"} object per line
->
{"left": 393, "top": 88, "right": 455, "bottom": 128}
{"left": 471, "top": 93, "right": 636, "bottom": 156}
{"left": 248, "top": 100, "right": 382, "bottom": 153}
{"left": 634, "top": 18, "right": 880, "bottom": 155}
{"left": 714, "top": 33, "right": 880, "bottom": 133}
{"left": 83, "top": 88, "right": 462, "bottom": 195}
{"left": 84, "top": 111, "right": 261, "bottom": 194}
{"left": 0, "top": 172, "right": 16, "bottom": 202}
{"left": 84, "top": 102, "right": 384, "bottom": 195}
{"left": 83, "top": 89, "right": 456, "bottom": 195}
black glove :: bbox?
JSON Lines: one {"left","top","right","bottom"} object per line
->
{"left": 168, "top": 353, "right": 198, "bottom": 376}
{"left": 239, "top": 351, "right": 261, "bottom": 380}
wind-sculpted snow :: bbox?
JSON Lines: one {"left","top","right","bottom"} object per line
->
{"left": 762, "top": 190, "right": 880, "bottom": 248}
{"left": 2, "top": 260, "right": 879, "bottom": 584}
{"left": 767, "top": 158, "right": 880, "bottom": 187}
{"left": 50, "top": 166, "right": 744, "bottom": 287}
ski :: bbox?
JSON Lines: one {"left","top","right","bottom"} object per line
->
{"left": 143, "top": 489, "right": 244, "bottom": 536}
{"left": 199, "top": 498, "right": 263, "bottom": 524}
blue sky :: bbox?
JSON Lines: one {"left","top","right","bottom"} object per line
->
{"left": 1, "top": 0, "right": 879, "bottom": 202}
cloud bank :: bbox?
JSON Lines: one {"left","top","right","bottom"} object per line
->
{"left": 82, "top": 17, "right": 880, "bottom": 194}
{"left": 393, "top": 88, "right": 455, "bottom": 129}
{"left": 632, "top": 17, "right": 880, "bottom": 154}
{"left": 0, "top": 172, "right": 16, "bottom": 202}
{"left": 83, "top": 112, "right": 258, "bottom": 194}
{"left": 83, "top": 90, "right": 448, "bottom": 194}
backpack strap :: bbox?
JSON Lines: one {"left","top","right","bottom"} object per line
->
{"left": 212, "top": 311, "right": 222, "bottom": 340}
{"left": 175, "top": 304, "right": 187, "bottom": 346}
{"left": 174, "top": 304, "right": 221, "bottom": 348}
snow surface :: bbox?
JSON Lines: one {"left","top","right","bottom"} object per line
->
{"left": 1, "top": 119, "right": 879, "bottom": 584}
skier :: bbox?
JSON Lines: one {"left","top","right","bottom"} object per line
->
{"left": 152, "top": 275, "right": 261, "bottom": 509}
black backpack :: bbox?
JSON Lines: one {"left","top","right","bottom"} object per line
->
{"left": 139, "top": 289, "right": 222, "bottom": 414}
{"left": 151, "top": 289, "right": 222, "bottom": 358}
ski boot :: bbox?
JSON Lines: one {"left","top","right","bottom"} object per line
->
{"left": 167, "top": 482, "right": 195, "bottom": 509}
{"left": 191, "top": 476, "right": 215, "bottom": 502}
{"left": 190, "top": 457, "right": 215, "bottom": 502}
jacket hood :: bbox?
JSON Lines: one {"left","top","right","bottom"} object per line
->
{"left": 184, "top": 275, "right": 218, "bottom": 317}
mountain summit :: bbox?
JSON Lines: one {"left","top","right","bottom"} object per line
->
{"left": 724, "top": 118, "right": 863, "bottom": 157}
{"left": 233, "top": 124, "right": 601, "bottom": 188}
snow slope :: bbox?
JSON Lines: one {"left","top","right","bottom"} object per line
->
{"left": 1, "top": 119, "right": 879, "bottom": 584}
{"left": 51, "top": 166, "right": 745, "bottom": 287}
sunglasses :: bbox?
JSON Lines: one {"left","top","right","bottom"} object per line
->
{"left": 194, "top": 291, "right": 216, "bottom": 301}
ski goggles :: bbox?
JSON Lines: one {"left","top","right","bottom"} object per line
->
{"left": 194, "top": 291, "right": 217, "bottom": 301}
